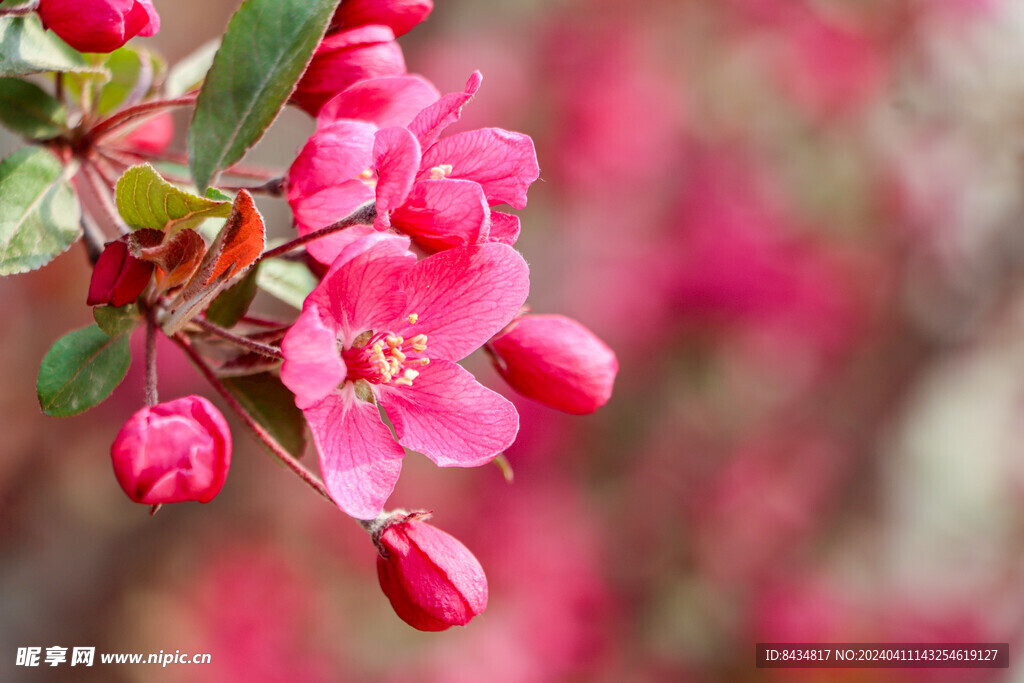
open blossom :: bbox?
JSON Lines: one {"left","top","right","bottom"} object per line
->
{"left": 288, "top": 72, "right": 539, "bottom": 261}
{"left": 488, "top": 314, "right": 618, "bottom": 415}
{"left": 110, "top": 396, "right": 232, "bottom": 505}
{"left": 38, "top": 0, "right": 160, "bottom": 54}
{"left": 375, "top": 512, "right": 487, "bottom": 631}
{"left": 292, "top": 26, "right": 407, "bottom": 117}
{"left": 280, "top": 228, "right": 528, "bottom": 519}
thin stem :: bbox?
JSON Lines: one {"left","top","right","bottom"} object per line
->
{"left": 0, "top": 1, "right": 38, "bottom": 16}
{"left": 257, "top": 202, "right": 377, "bottom": 264}
{"left": 220, "top": 176, "right": 285, "bottom": 197}
{"left": 194, "top": 317, "right": 284, "bottom": 360}
{"left": 145, "top": 319, "right": 158, "bottom": 407}
{"left": 88, "top": 94, "right": 197, "bottom": 143}
{"left": 107, "top": 146, "right": 280, "bottom": 180}
{"left": 80, "top": 162, "right": 129, "bottom": 235}
{"left": 172, "top": 333, "right": 334, "bottom": 504}
{"left": 80, "top": 213, "right": 106, "bottom": 265}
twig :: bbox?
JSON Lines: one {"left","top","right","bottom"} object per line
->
{"left": 194, "top": 317, "right": 284, "bottom": 360}
{"left": 172, "top": 333, "right": 334, "bottom": 504}
{"left": 256, "top": 202, "right": 377, "bottom": 264}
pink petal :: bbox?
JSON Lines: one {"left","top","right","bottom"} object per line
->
{"left": 487, "top": 211, "right": 520, "bottom": 246}
{"left": 317, "top": 75, "right": 440, "bottom": 128}
{"left": 408, "top": 71, "right": 483, "bottom": 149}
{"left": 290, "top": 182, "right": 376, "bottom": 264}
{"left": 280, "top": 303, "right": 347, "bottom": 410}
{"left": 292, "top": 25, "right": 407, "bottom": 116}
{"left": 128, "top": 0, "right": 160, "bottom": 37}
{"left": 389, "top": 179, "right": 489, "bottom": 253}
{"left": 420, "top": 128, "right": 539, "bottom": 209}
{"left": 331, "top": 0, "right": 433, "bottom": 37}
{"left": 379, "top": 360, "right": 518, "bottom": 467}
{"left": 305, "top": 386, "right": 405, "bottom": 519}
{"left": 314, "top": 237, "right": 414, "bottom": 346}
{"left": 287, "top": 120, "right": 376, "bottom": 199}
{"left": 392, "top": 242, "right": 529, "bottom": 360}
{"left": 374, "top": 126, "right": 422, "bottom": 213}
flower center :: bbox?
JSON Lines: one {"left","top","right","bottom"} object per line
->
{"left": 428, "top": 164, "right": 453, "bottom": 180}
{"left": 343, "top": 322, "right": 429, "bottom": 387}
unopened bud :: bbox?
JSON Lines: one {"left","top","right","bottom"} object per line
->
{"left": 489, "top": 314, "right": 618, "bottom": 415}
{"left": 375, "top": 513, "right": 487, "bottom": 631}
{"left": 87, "top": 239, "right": 155, "bottom": 307}
{"left": 111, "top": 395, "right": 232, "bottom": 505}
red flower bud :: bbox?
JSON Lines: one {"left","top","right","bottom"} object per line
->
{"left": 376, "top": 514, "right": 487, "bottom": 631}
{"left": 330, "top": 0, "right": 433, "bottom": 37}
{"left": 38, "top": 0, "right": 160, "bottom": 54}
{"left": 111, "top": 395, "right": 232, "bottom": 505}
{"left": 292, "top": 25, "right": 406, "bottom": 116}
{"left": 489, "top": 314, "right": 618, "bottom": 415}
{"left": 87, "top": 239, "right": 155, "bottom": 307}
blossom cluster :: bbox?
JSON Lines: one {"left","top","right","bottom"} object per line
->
{"left": 3, "top": 0, "right": 617, "bottom": 631}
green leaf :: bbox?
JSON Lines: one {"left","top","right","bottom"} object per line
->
{"left": 204, "top": 187, "right": 232, "bottom": 202}
{"left": 0, "top": 78, "right": 67, "bottom": 139}
{"left": 166, "top": 39, "right": 220, "bottom": 97}
{"left": 37, "top": 324, "right": 131, "bottom": 417}
{"left": 115, "top": 163, "right": 231, "bottom": 232}
{"left": 0, "top": 148, "right": 80, "bottom": 276}
{"left": 257, "top": 257, "right": 317, "bottom": 309}
{"left": 0, "top": 15, "right": 107, "bottom": 77}
{"left": 205, "top": 262, "right": 260, "bottom": 328}
{"left": 223, "top": 373, "right": 307, "bottom": 459}
{"left": 93, "top": 303, "right": 140, "bottom": 338}
{"left": 187, "top": 0, "right": 339, "bottom": 193}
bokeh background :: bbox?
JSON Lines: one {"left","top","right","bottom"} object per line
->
{"left": 4, "top": 0, "right": 1024, "bottom": 680}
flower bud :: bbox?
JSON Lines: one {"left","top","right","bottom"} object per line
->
{"left": 38, "top": 0, "right": 160, "bottom": 54}
{"left": 87, "top": 238, "right": 155, "bottom": 307}
{"left": 489, "top": 314, "right": 618, "bottom": 415}
{"left": 111, "top": 395, "right": 232, "bottom": 505}
{"left": 329, "top": 0, "right": 433, "bottom": 37}
{"left": 292, "top": 25, "right": 406, "bottom": 116}
{"left": 375, "top": 514, "right": 487, "bottom": 631}
{"left": 117, "top": 111, "right": 175, "bottom": 155}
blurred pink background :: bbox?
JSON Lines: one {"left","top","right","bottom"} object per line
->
{"left": 4, "top": 0, "right": 1024, "bottom": 680}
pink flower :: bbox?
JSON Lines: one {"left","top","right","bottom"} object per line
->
{"left": 488, "top": 314, "right": 618, "bottom": 415}
{"left": 38, "top": 0, "right": 159, "bottom": 54}
{"left": 287, "top": 72, "right": 539, "bottom": 261}
{"left": 329, "top": 0, "right": 433, "bottom": 38}
{"left": 375, "top": 512, "right": 487, "bottom": 631}
{"left": 87, "top": 238, "right": 155, "bottom": 307}
{"left": 292, "top": 26, "right": 407, "bottom": 117}
{"left": 279, "top": 229, "right": 528, "bottom": 519}
{"left": 110, "top": 395, "right": 232, "bottom": 505}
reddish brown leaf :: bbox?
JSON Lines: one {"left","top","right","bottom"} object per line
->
{"left": 160, "top": 190, "right": 267, "bottom": 335}
{"left": 129, "top": 228, "right": 207, "bottom": 292}
{"left": 197, "top": 189, "right": 265, "bottom": 289}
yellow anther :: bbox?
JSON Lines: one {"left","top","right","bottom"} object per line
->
{"left": 358, "top": 168, "right": 374, "bottom": 180}
{"left": 385, "top": 334, "right": 403, "bottom": 348}
{"left": 409, "top": 334, "right": 428, "bottom": 352}
{"left": 394, "top": 378, "right": 414, "bottom": 386}
{"left": 418, "top": 358, "right": 430, "bottom": 366}
{"left": 429, "top": 164, "right": 453, "bottom": 179}
{"left": 392, "top": 348, "right": 407, "bottom": 362}
{"left": 403, "top": 369, "right": 420, "bottom": 382}
{"left": 407, "top": 313, "right": 419, "bottom": 324}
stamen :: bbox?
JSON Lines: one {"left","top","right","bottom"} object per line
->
{"left": 407, "top": 313, "right": 419, "bottom": 324}
{"left": 428, "top": 164, "right": 453, "bottom": 179}
{"left": 409, "top": 334, "right": 427, "bottom": 352}
{"left": 358, "top": 168, "right": 374, "bottom": 180}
